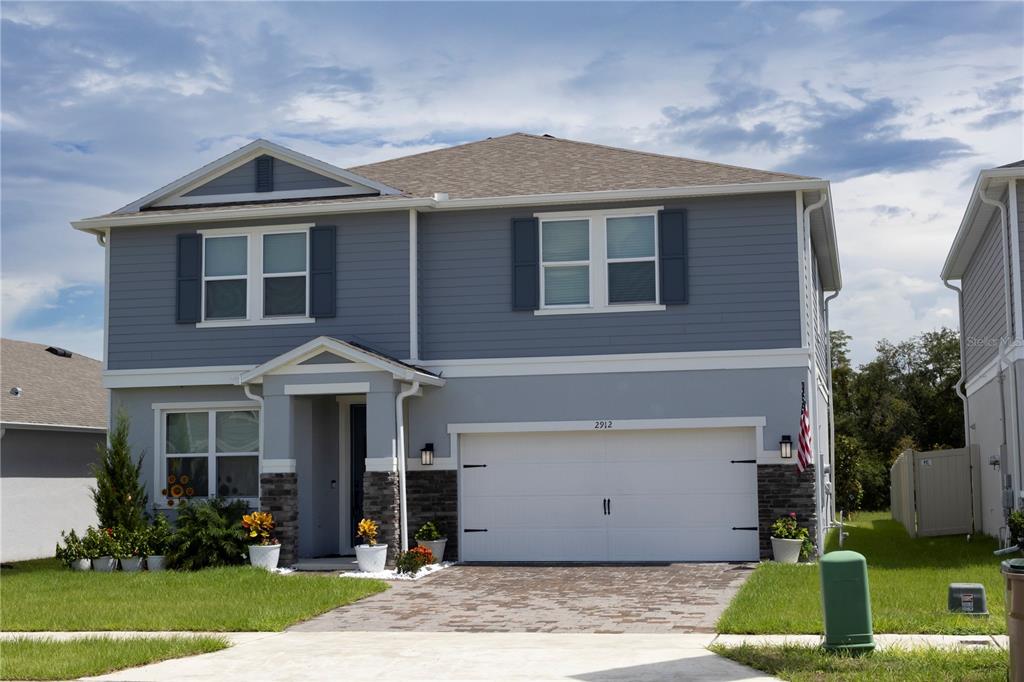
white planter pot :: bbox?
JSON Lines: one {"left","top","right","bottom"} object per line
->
{"left": 248, "top": 544, "right": 281, "bottom": 571}
{"left": 71, "top": 558, "right": 92, "bottom": 572}
{"left": 147, "top": 555, "right": 166, "bottom": 572}
{"left": 416, "top": 538, "right": 447, "bottom": 563}
{"left": 121, "top": 556, "right": 144, "bottom": 572}
{"left": 771, "top": 536, "right": 803, "bottom": 564}
{"left": 93, "top": 556, "right": 118, "bottom": 572}
{"left": 355, "top": 544, "right": 388, "bottom": 572}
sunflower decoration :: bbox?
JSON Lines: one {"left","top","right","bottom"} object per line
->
{"left": 167, "top": 474, "right": 176, "bottom": 485}
{"left": 165, "top": 473, "right": 196, "bottom": 507}
{"left": 180, "top": 475, "right": 190, "bottom": 485}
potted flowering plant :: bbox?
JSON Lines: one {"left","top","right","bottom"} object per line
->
{"left": 146, "top": 514, "right": 172, "bottom": 571}
{"left": 770, "top": 513, "right": 813, "bottom": 563}
{"left": 355, "top": 518, "right": 387, "bottom": 572}
{"left": 90, "top": 527, "right": 123, "bottom": 572}
{"left": 242, "top": 511, "right": 281, "bottom": 570}
{"left": 56, "top": 529, "right": 91, "bottom": 571}
{"left": 414, "top": 521, "right": 447, "bottom": 563}
{"left": 396, "top": 546, "right": 434, "bottom": 576}
{"left": 120, "top": 528, "right": 146, "bottom": 572}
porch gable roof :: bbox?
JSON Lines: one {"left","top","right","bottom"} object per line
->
{"left": 237, "top": 336, "right": 445, "bottom": 386}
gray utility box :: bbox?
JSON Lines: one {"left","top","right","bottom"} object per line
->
{"left": 948, "top": 583, "right": 989, "bottom": 616}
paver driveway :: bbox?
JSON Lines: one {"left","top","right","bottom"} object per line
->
{"left": 292, "top": 563, "right": 754, "bottom": 633}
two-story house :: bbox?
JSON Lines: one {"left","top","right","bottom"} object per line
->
{"left": 72, "top": 134, "right": 841, "bottom": 565}
{"left": 942, "top": 161, "right": 1024, "bottom": 540}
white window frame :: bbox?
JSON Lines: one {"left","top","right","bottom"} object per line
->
{"left": 201, "top": 234, "right": 249, "bottom": 322}
{"left": 535, "top": 207, "right": 666, "bottom": 316}
{"left": 197, "top": 223, "right": 316, "bottom": 328}
{"left": 539, "top": 218, "right": 592, "bottom": 309}
{"left": 153, "top": 401, "right": 261, "bottom": 509}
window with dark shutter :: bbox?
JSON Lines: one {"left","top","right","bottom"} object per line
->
{"left": 512, "top": 218, "right": 540, "bottom": 310}
{"left": 658, "top": 209, "right": 688, "bottom": 305}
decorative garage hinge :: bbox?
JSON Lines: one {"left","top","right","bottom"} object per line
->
{"left": 730, "top": 459, "right": 757, "bottom": 464}
{"left": 463, "top": 528, "right": 488, "bottom": 533}
{"left": 731, "top": 527, "right": 758, "bottom": 531}
{"left": 462, "top": 464, "right": 487, "bottom": 468}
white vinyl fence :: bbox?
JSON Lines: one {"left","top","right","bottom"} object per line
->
{"left": 890, "top": 445, "right": 981, "bottom": 538}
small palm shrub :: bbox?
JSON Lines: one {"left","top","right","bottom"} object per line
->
{"left": 395, "top": 546, "right": 433, "bottom": 575}
{"left": 166, "top": 499, "right": 249, "bottom": 570}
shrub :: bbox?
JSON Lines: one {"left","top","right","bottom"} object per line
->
{"left": 770, "top": 513, "right": 814, "bottom": 560}
{"left": 81, "top": 527, "right": 104, "bottom": 559}
{"left": 395, "top": 546, "right": 433, "bottom": 575}
{"left": 87, "top": 527, "right": 127, "bottom": 559}
{"left": 55, "top": 530, "right": 87, "bottom": 567}
{"left": 357, "top": 518, "right": 379, "bottom": 546}
{"left": 1010, "top": 510, "right": 1024, "bottom": 548}
{"left": 147, "top": 513, "right": 173, "bottom": 556}
{"left": 120, "top": 527, "right": 148, "bottom": 557}
{"left": 414, "top": 521, "right": 444, "bottom": 542}
{"left": 166, "top": 499, "right": 248, "bottom": 570}
{"left": 91, "top": 412, "right": 148, "bottom": 531}
{"left": 241, "top": 511, "right": 277, "bottom": 545}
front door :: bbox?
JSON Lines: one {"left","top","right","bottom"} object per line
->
{"left": 349, "top": 404, "right": 367, "bottom": 547}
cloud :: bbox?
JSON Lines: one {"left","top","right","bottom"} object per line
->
{"left": 797, "top": 8, "right": 844, "bottom": 31}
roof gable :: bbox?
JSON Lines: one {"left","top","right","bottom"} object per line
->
{"left": 115, "top": 139, "right": 402, "bottom": 214}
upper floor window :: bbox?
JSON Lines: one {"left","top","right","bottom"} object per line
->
{"left": 537, "top": 208, "right": 665, "bottom": 315}
{"left": 198, "top": 224, "right": 314, "bottom": 327}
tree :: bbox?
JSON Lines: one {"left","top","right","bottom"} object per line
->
{"left": 91, "top": 412, "right": 148, "bottom": 530}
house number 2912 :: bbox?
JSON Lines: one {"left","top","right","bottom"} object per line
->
{"left": 594, "top": 420, "right": 614, "bottom": 429}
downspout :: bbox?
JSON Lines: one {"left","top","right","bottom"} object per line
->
{"left": 978, "top": 187, "right": 1020, "bottom": 510}
{"left": 943, "top": 279, "right": 971, "bottom": 451}
{"left": 803, "top": 190, "right": 828, "bottom": 554}
{"left": 824, "top": 290, "right": 840, "bottom": 528}
{"left": 95, "top": 232, "right": 108, "bottom": 247}
{"left": 395, "top": 381, "right": 421, "bottom": 553}
{"left": 242, "top": 383, "right": 265, "bottom": 460}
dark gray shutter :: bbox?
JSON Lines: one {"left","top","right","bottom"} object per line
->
{"left": 255, "top": 156, "right": 274, "bottom": 193}
{"left": 176, "top": 233, "right": 202, "bottom": 323}
{"left": 658, "top": 209, "right": 688, "bottom": 305}
{"left": 512, "top": 217, "right": 539, "bottom": 310}
{"left": 309, "top": 225, "right": 336, "bottom": 318}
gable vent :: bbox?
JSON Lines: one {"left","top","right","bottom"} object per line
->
{"left": 45, "top": 346, "right": 72, "bottom": 358}
{"left": 255, "top": 155, "right": 274, "bottom": 193}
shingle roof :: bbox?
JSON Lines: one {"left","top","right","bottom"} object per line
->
{"left": 999, "top": 160, "right": 1024, "bottom": 169}
{"left": 0, "top": 339, "right": 106, "bottom": 429}
{"left": 350, "top": 133, "right": 811, "bottom": 199}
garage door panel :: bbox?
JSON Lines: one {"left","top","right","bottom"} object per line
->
{"left": 607, "top": 528, "right": 758, "bottom": 562}
{"left": 462, "top": 493, "right": 608, "bottom": 529}
{"left": 606, "top": 493, "right": 757, "bottom": 530}
{"left": 462, "top": 461, "right": 607, "bottom": 496}
{"left": 463, "top": 432, "right": 606, "bottom": 463}
{"left": 605, "top": 461, "right": 755, "bottom": 496}
{"left": 462, "top": 529, "right": 609, "bottom": 562}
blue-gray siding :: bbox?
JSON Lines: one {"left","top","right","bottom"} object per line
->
{"left": 418, "top": 193, "right": 800, "bottom": 359}
{"left": 812, "top": 254, "right": 829, "bottom": 376}
{"left": 1018, "top": 182, "right": 1024, "bottom": 310}
{"left": 184, "top": 158, "right": 346, "bottom": 196}
{"left": 107, "top": 211, "right": 409, "bottom": 369}
{"left": 962, "top": 209, "right": 1010, "bottom": 377}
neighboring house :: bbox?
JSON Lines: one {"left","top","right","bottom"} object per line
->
{"left": 942, "top": 161, "right": 1024, "bottom": 540}
{"left": 71, "top": 133, "right": 841, "bottom": 565}
{"left": 0, "top": 339, "right": 106, "bottom": 562}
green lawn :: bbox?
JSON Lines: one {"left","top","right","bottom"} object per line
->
{"left": 0, "top": 559, "right": 387, "bottom": 631}
{"left": 718, "top": 512, "right": 1005, "bottom": 634}
{"left": 0, "top": 636, "right": 228, "bottom": 680}
{"left": 712, "top": 644, "right": 1006, "bottom": 682}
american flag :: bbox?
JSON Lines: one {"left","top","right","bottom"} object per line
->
{"left": 797, "top": 388, "right": 813, "bottom": 473}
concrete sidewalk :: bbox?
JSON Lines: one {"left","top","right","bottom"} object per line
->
{"left": 711, "top": 633, "right": 1010, "bottom": 650}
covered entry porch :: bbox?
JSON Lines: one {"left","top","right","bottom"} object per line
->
{"left": 239, "top": 337, "right": 445, "bottom": 565}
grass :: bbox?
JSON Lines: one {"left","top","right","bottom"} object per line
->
{"left": 0, "top": 559, "right": 388, "bottom": 631}
{"left": 718, "top": 512, "right": 1005, "bottom": 634}
{"left": 712, "top": 643, "right": 1007, "bottom": 682}
{"left": 0, "top": 636, "right": 228, "bottom": 680}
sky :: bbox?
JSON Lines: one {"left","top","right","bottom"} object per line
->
{"left": 1, "top": 1, "right": 1022, "bottom": 365}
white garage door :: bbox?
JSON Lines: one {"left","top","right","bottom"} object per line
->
{"left": 459, "top": 427, "right": 759, "bottom": 562}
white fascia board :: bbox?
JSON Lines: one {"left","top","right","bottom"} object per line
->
{"left": 964, "top": 346, "right": 1024, "bottom": 397}
{"left": 113, "top": 139, "right": 401, "bottom": 215}
{"left": 943, "top": 169, "right": 1024, "bottom": 280}
{"left": 104, "top": 365, "right": 254, "bottom": 388}
{"left": 1, "top": 421, "right": 107, "bottom": 433}
{"left": 283, "top": 382, "right": 370, "bottom": 396}
{"left": 72, "top": 179, "right": 829, "bottom": 232}
{"left": 422, "top": 347, "right": 811, "bottom": 378}
{"left": 447, "top": 416, "right": 767, "bottom": 435}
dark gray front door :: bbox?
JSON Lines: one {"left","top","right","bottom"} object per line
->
{"left": 349, "top": 404, "right": 367, "bottom": 546}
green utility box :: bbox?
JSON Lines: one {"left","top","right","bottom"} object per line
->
{"left": 820, "top": 550, "right": 875, "bottom": 653}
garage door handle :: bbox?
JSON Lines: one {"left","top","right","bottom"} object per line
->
{"left": 464, "top": 528, "right": 488, "bottom": 533}
{"left": 462, "top": 464, "right": 487, "bottom": 469}
{"left": 602, "top": 498, "right": 609, "bottom": 515}
{"left": 731, "top": 526, "right": 758, "bottom": 531}
{"left": 730, "top": 459, "right": 757, "bottom": 464}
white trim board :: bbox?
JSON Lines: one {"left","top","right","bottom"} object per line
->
{"left": 104, "top": 365, "right": 253, "bottom": 388}
{"left": 283, "top": 382, "right": 370, "bottom": 396}
{"left": 0, "top": 421, "right": 107, "bottom": 434}
{"left": 261, "top": 459, "right": 297, "bottom": 474}
{"left": 422, "top": 347, "right": 812, "bottom": 378}
{"left": 964, "top": 345, "right": 1024, "bottom": 397}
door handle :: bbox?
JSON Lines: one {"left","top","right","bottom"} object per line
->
{"left": 602, "top": 498, "right": 609, "bottom": 515}
{"left": 608, "top": 498, "right": 611, "bottom": 515}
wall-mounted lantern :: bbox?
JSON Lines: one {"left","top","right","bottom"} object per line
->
{"left": 420, "top": 443, "right": 434, "bottom": 466}
{"left": 779, "top": 435, "right": 793, "bottom": 459}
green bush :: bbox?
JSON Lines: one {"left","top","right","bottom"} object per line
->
{"left": 166, "top": 499, "right": 249, "bottom": 570}
{"left": 395, "top": 546, "right": 434, "bottom": 575}
{"left": 147, "top": 513, "right": 173, "bottom": 556}
{"left": 55, "top": 530, "right": 87, "bottom": 566}
{"left": 414, "top": 521, "right": 444, "bottom": 542}
{"left": 1009, "top": 510, "right": 1024, "bottom": 548}
{"left": 834, "top": 434, "right": 865, "bottom": 512}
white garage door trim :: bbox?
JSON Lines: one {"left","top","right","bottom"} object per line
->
{"left": 450, "top": 416, "right": 769, "bottom": 562}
